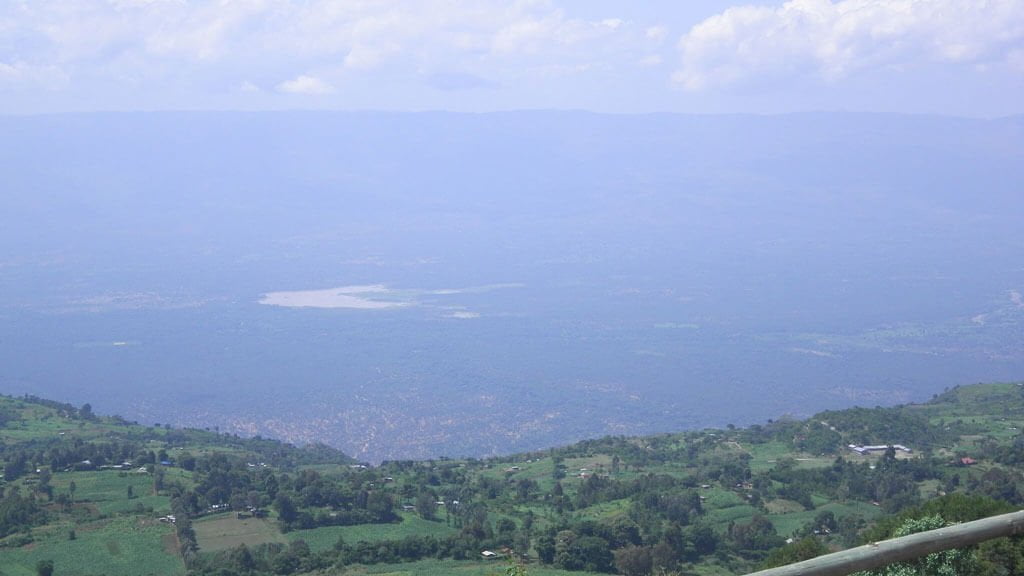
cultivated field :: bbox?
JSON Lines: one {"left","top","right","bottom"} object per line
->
{"left": 194, "top": 513, "right": 288, "bottom": 552}
{"left": 0, "top": 517, "right": 183, "bottom": 576}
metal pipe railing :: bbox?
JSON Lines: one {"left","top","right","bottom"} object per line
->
{"left": 746, "top": 509, "right": 1024, "bottom": 576}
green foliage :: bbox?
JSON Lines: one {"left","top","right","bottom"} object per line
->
{"left": 36, "top": 559, "right": 54, "bottom": 576}
{"left": 760, "top": 536, "right": 828, "bottom": 569}
{"left": 855, "top": 515, "right": 979, "bottom": 576}
{"left": 2, "top": 384, "right": 1024, "bottom": 576}
{"left": 860, "top": 494, "right": 1015, "bottom": 544}
{"left": 0, "top": 487, "right": 47, "bottom": 537}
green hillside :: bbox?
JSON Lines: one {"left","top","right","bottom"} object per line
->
{"left": 1, "top": 383, "right": 1023, "bottom": 575}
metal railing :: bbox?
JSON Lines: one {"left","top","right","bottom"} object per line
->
{"left": 746, "top": 509, "right": 1024, "bottom": 576}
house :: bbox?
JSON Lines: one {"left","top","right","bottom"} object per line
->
{"left": 959, "top": 457, "right": 977, "bottom": 466}
{"left": 481, "top": 550, "right": 499, "bottom": 559}
{"left": 848, "top": 444, "right": 912, "bottom": 455}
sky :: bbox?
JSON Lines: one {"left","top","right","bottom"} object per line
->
{"left": 1, "top": 0, "right": 1022, "bottom": 116}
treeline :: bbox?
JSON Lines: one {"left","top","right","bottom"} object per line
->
{"left": 5, "top": 386, "right": 1024, "bottom": 576}
{"left": 0, "top": 487, "right": 46, "bottom": 540}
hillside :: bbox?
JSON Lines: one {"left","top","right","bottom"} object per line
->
{"left": 1, "top": 383, "right": 1023, "bottom": 575}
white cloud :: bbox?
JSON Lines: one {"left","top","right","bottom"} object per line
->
{"left": 673, "top": 0, "right": 1024, "bottom": 91}
{"left": 0, "top": 60, "right": 70, "bottom": 90}
{"left": 645, "top": 25, "right": 668, "bottom": 44}
{"left": 0, "top": 1, "right": 644, "bottom": 101}
{"left": 638, "top": 54, "right": 663, "bottom": 67}
{"left": 276, "top": 74, "right": 334, "bottom": 95}
{"left": 8, "top": 1, "right": 1017, "bottom": 114}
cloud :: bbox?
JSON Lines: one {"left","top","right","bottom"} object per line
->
{"left": 0, "top": 60, "right": 70, "bottom": 90}
{"left": 645, "top": 25, "right": 668, "bottom": 44}
{"left": 1, "top": 1, "right": 637, "bottom": 74}
{"left": 638, "top": 54, "right": 663, "bottom": 67}
{"left": 276, "top": 74, "right": 334, "bottom": 95}
{"left": 673, "top": 0, "right": 1024, "bottom": 91}
{"left": 0, "top": 1, "right": 652, "bottom": 107}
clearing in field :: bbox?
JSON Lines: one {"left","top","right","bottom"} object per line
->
{"left": 194, "top": 514, "right": 287, "bottom": 552}
{"left": 50, "top": 470, "right": 170, "bottom": 515}
{"left": 287, "top": 512, "right": 457, "bottom": 552}
{"left": 343, "top": 557, "right": 605, "bottom": 576}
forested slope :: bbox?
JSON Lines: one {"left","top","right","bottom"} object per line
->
{"left": 1, "top": 382, "right": 1022, "bottom": 575}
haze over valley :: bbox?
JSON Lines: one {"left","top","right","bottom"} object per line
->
{"left": 2, "top": 111, "right": 1022, "bottom": 461}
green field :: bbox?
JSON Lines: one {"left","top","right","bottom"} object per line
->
{"left": 2, "top": 383, "right": 1023, "bottom": 576}
{"left": 194, "top": 514, "right": 288, "bottom": 552}
{"left": 0, "top": 517, "right": 183, "bottom": 576}
{"left": 768, "top": 501, "right": 882, "bottom": 538}
{"left": 50, "top": 470, "right": 171, "bottom": 516}
{"left": 344, "top": 558, "right": 603, "bottom": 576}
{"left": 287, "top": 512, "right": 458, "bottom": 552}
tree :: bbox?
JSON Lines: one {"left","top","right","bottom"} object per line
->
{"left": 178, "top": 451, "right": 197, "bottom": 471}
{"left": 761, "top": 537, "right": 828, "bottom": 569}
{"left": 416, "top": 491, "right": 437, "bottom": 521}
{"left": 504, "top": 556, "right": 529, "bottom": 576}
{"left": 729, "top": 514, "right": 783, "bottom": 552}
{"left": 571, "top": 536, "right": 615, "bottom": 573}
{"left": 614, "top": 544, "right": 653, "bottom": 576}
{"left": 537, "top": 531, "right": 556, "bottom": 564}
{"left": 36, "top": 559, "right": 54, "bottom": 576}
{"left": 856, "top": 515, "right": 979, "bottom": 576}
{"left": 228, "top": 543, "right": 256, "bottom": 572}
{"left": 274, "top": 493, "right": 298, "bottom": 526}
{"left": 3, "top": 452, "right": 27, "bottom": 482}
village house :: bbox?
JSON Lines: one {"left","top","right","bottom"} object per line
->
{"left": 847, "top": 444, "right": 912, "bottom": 455}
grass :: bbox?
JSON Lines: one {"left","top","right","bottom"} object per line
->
{"left": 194, "top": 513, "right": 287, "bottom": 552}
{"left": 3, "top": 384, "right": 1023, "bottom": 575}
{"left": 765, "top": 499, "right": 804, "bottom": 514}
{"left": 287, "top": 512, "right": 457, "bottom": 552}
{"left": 769, "top": 501, "right": 883, "bottom": 539}
{"left": 50, "top": 470, "right": 171, "bottom": 515}
{"left": 747, "top": 441, "right": 794, "bottom": 473}
{"left": 705, "top": 489, "right": 760, "bottom": 530}
{"left": 343, "top": 558, "right": 603, "bottom": 576}
{"left": 0, "top": 516, "right": 182, "bottom": 576}
{"left": 570, "top": 498, "right": 630, "bottom": 521}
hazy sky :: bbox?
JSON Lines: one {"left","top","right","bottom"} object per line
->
{"left": 2, "top": 0, "right": 1022, "bottom": 116}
